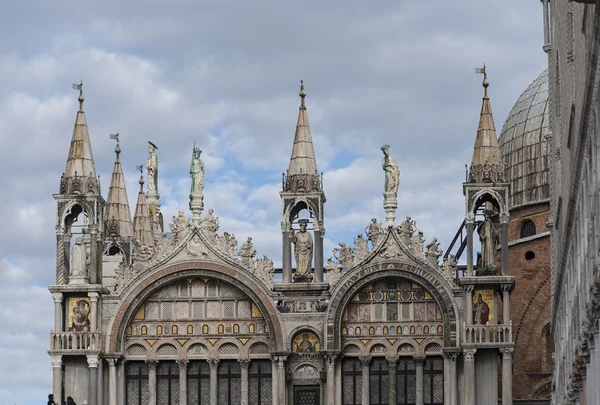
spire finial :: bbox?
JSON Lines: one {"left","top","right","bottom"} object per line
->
{"left": 110, "top": 133, "right": 120, "bottom": 161}
{"left": 475, "top": 65, "right": 488, "bottom": 97}
{"left": 299, "top": 80, "right": 306, "bottom": 108}
{"left": 136, "top": 165, "right": 145, "bottom": 191}
{"left": 72, "top": 80, "right": 84, "bottom": 111}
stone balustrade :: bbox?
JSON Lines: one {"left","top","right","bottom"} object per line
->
{"left": 463, "top": 322, "right": 512, "bottom": 345}
{"left": 50, "top": 332, "right": 102, "bottom": 352}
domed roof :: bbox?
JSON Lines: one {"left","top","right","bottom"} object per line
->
{"left": 499, "top": 70, "right": 550, "bottom": 209}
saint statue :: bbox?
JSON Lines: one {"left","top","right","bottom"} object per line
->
{"left": 239, "top": 237, "right": 256, "bottom": 269}
{"left": 201, "top": 208, "right": 220, "bottom": 241}
{"left": 399, "top": 216, "right": 417, "bottom": 245}
{"left": 171, "top": 211, "right": 189, "bottom": 242}
{"left": 381, "top": 144, "right": 400, "bottom": 195}
{"left": 293, "top": 220, "right": 313, "bottom": 279}
{"left": 71, "top": 237, "right": 89, "bottom": 277}
{"left": 190, "top": 146, "right": 205, "bottom": 197}
{"left": 479, "top": 211, "right": 498, "bottom": 270}
{"left": 366, "top": 218, "right": 383, "bottom": 247}
{"left": 146, "top": 142, "right": 158, "bottom": 195}
{"left": 473, "top": 294, "right": 490, "bottom": 325}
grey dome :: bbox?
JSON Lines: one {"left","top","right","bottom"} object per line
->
{"left": 499, "top": 70, "right": 550, "bottom": 209}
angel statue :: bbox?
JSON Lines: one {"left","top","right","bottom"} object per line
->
{"left": 190, "top": 146, "right": 205, "bottom": 198}
{"left": 381, "top": 144, "right": 400, "bottom": 196}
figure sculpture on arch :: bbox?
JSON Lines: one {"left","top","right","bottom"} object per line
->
{"left": 366, "top": 218, "right": 383, "bottom": 248}
{"left": 293, "top": 219, "right": 313, "bottom": 282}
{"left": 381, "top": 144, "right": 400, "bottom": 228}
{"left": 146, "top": 142, "right": 158, "bottom": 195}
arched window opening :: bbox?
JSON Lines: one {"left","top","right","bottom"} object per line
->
{"left": 187, "top": 361, "right": 210, "bottom": 405}
{"left": 342, "top": 358, "right": 362, "bottom": 405}
{"left": 107, "top": 245, "right": 122, "bottom": 256}
{"left": 369, "top": 358, "right": 389, "bottom": 405}
{"left": 520, "top": 220, "right": 537, "bottom": 238}
{"left": 397, "top": 358, "right": 417, "bottom": 405}
{"left": 218, "top": 361, "right": 241, "bottom": 405}
{"left": 248, "top": 360, "right": 272, "bottom": 404}
{"left": 424, "top": 357, "right": 444, "bottom": 405}
{"left": 157, "top": 361, "right": 179, "bottom": 405}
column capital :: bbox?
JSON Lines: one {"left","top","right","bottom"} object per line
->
{"left": 442, "top": 348, "right": 461, "bottom": 362}
{"left": 146, "top": 359, "right": 158, "bottom": 371}
{"left": 385, "top": 355, "right": 399, "bottom": 367}
{"left": 358, "top": 355, "right": 371, "bottom": 366}
{"left": 463, "top": 349, "right": 477, "bottom": 361}
{"left": 51, "top": 293, "right": 63, "bottom": 303}
{"left": 50, "top": 355, "right": 63, "bottom": 368}
{"left": 207, "top": 358, "right": 220, "bottom": 366}
{"left": 413, "top": 355, "right": 426, "bottom": 365}
{"left": 500, "top": 347, "right": 514, "bottom": 358}
{"left": 177, "top": 359, "right": 188, "bottom": 368}
{"left": 88, "top": 291, "right": 100, "bottom": 301}
{"left": 323, "top": 351, "right": 338, "bottom": 365}
{"left": 87, "top": 355, "right": 100, "bottom": 368}
{"left": 238, "top": 358, "right": 251, "bottom": 365}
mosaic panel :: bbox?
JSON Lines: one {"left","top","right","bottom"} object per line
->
{"left": 472, "top": 289, "right": 494, "bottom": 325}
{"left": 67, "top": 297, "right": 90, "bottom": 332}
{"left": 292, "top": 331, "right": 321, "bottom": 353}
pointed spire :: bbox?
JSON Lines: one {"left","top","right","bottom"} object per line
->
{"left": 62, "top": 81, "right": 99, "bottom": 194}
{"left": 468, "top": 66, "right": 504, "bottom": 183}
{"left": 284, "top": 80, "right": 322, "bottom": 192}
{"left": 105, "top": 134, "right": 134, "bottom": 237}
{"left": 132, "top": 170, "right": 155, "bottom": 247}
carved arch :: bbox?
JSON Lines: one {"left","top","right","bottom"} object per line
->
{"left": 287, "top": 324, "right": 323, "bottom": 353}
{"left": 152, "top": 339, "right": 182, "bottom": 359}
{"left": 527, "top": 376, "right": 553, "bottom": 400}
{"left": 105, "top": 261, "right": 284, "bottom": 354}
{"left": 469, "top": 189, "right": 507, "bottom": 216}
{"left": 326, "top": 262, "right": 459, "bottom": 350}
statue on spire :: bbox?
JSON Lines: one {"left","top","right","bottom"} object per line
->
{"left": 146, "top": 142, "right": 159, "bottom": 195}
{"left": 190, "top": 146, "right": 205, "bottom": 198}
{"left": 381, "top": 145, "right": 400, "bottom": 227}
{"left": 293, "top": 219, "right": 314, "bottom": 282}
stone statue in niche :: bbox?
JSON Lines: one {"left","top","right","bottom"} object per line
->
{"left": 325, "top": 257, "right": 341, "bottom": 285}
{"left": 478, "top": 211, "right": 498, "bottom": 272}
{"left": 398, "top": 216, "right": 417, "bottom": 245}
{"left": 189, "top": 146, "right": 205, "bottom": 198}
{"left": 411, "top": 230, "right": 425, "bottom": 258}
{"left": 255, "top": 255, "right": 275, "bottom": 289}
{"left": 354, "top": 234, "right": 370, "bottom": 262}
{"left": 425, "top": 237, "right": 443, "bottom": 266}
{"left": 201, "top": 208, "right": 220, "bottom": 241}
{"left": 334, "top": 241, "right": 355, "bottom": 269}
{"left": 70, "top": 237, "right": 89, "bottom": 278}
{"left": 472, "top": 294, "right": 490, "bottom": 325}
{"left": 170, "top": 211, "right": 189, "bottom": 243}
{"left": 239, "top": 237, "right": 256, "bottom": 269}
{"left": 293, "top": 219, "right": 313, "bottom": 282}
{"left": 381, "top": 144, "right": 400, "bottom": 196}
{"left": 146, "top": 141, "right": 159, "bottom": 195}
{"left": 366, "top": 218, "right": 383, "bottom": 247}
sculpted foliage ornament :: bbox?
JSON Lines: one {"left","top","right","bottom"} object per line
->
{"left": 239, "top": 237, "right": 256, "bottom": 269}
{"left": 325, "top": 257, "right": 341, "bottom": 285}
{"left": 254, "top": 255, "right": 275, "bottom": 289}
{"left": 333, "top": 241, "right": 354, "bottom": 269}
{"left": 113, "top": 261, "right": 135, "bottom": 294}
{"left": 442, "top": 254, "right": 458, "bottom": 282}
{"left": 411, "top": 230, "right": 425, "bottom": 258}
{"left": 425, "top": 237, "right": 443, "bottom": 266}
{"left": 353, "top": 234, "right": 370, "bottom": 263}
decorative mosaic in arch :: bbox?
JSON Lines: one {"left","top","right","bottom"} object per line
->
{"left": 125, "top": 277, "right": 269, "bottom": 342}
{"left": 341, "top": 278, "right": 443, "bottom": 341}
{"left": 292, "top": 331, "right": 321, "bottom": 353}
{"left": 67, "top": 296, "right": 91, "bottom": 332}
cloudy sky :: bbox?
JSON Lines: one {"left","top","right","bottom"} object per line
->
{"left": 0, "top": 1, "right": 547, "bottom": 404}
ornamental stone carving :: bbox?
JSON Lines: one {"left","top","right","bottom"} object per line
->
{"left": 325, "top": 257, "right": 341, "bottom": 285}
{"left": 425, "top": 237, "right": 443, "bottom": 266}
{"left": 411, "top": 230, "right": 425, "bottom": 258}
{"left": 398, "top": 216, "right": 416, "bottom": 246}
{"left": 239, "top": 237, "right": 256, "bottom": 269}
{"left": 354, "top": 234, "right": 370, "bottom": 263}
{"left": 170, "top": 211, "right": 189, "bottom": 243}
{"left": 201, "top": 208, "right": 219, "bottom": 242}
{"left": 334, "top": 241, "right": 354, "bottom": 269}
{"left": 255, "top": 255, "right": 275, "bottom": 289}
{"left": 366, "top": 218, "right": 384, "bottom": 248}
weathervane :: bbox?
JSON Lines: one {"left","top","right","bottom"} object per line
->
{"left": 136, "top": 165, "right": 143, "bottom": 174}
{"left": 109, "top": 133, "right": 120, "bottom": 143}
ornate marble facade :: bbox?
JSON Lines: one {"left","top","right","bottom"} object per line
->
{"left": 49, "top": 81, "right": 516, "bottom": 405}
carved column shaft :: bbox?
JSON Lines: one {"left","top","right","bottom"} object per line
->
{"left": 51, "top": 356, "right": 63, "bottom": 405}
{"left": 89, "top": 292, "right": 99, "bottom": 332}
{"left": 239, "top": 359, "right": 250, "bottom": 405}
{"left": 272, "top": 359, "right": 278, "bottom": 405}
{"left": 314, "top": 230, "right": 324, "bottom": 283}
{"left": 108, "top": 358, "right": 118, "bottom": 405}
{"left": 387, "top": 356, "right": 399, "bottom": 405}
{"left": 282, "top": 231, "right": 293, "bottom": 283}
{"left": 208, "top": 359, "right": 219, "bottom": 405}
{"left": 415, "top": 355, "right": 426, "bottom": 405}
{"left": 178, "top": 360, "right": 187, "bottom": 405}
{"left": 148, "top": 360, "right": 157, "bottom": 405}
{"left": 325, "top": 354, "right": 336, "bottom": 405}
{"left": 89, "top": 230, "right": 98, "bottom": 284}
{"left": 56, "top": 234, "right": 68, "bottom": 285}
{"left": 87, "top": 355, "right": 99, "bottom": 405}
{"left": 359, "top": 356, "right": 371, "bottom": 405}
{"left": 463, "top": 350, "right": 476, "bottom": 405}
{"left": 501, "top": 348, "right": 514, "bottom": 405}
{"left": 501, "top": 222, "right": 509, "bottom": 276}
{"left": 542, "top": 0, "right": 550, "bottom": 45}
{"left": 466, "top": 221, "right": 475, "bottom": 276}
{"left": 502, "top": 290, "right": 511, "bottom": 325}
{"left": 52, "top": 293, "right": 63, "bottom": 332}
{"left": 466, "top": 289, "right": 474, "bottom": 325}
{"left": 276, "top": 356, "right": 286, "bottom": 405}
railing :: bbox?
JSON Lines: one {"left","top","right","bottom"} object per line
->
{"left": 50, "top": 332, "right": 102, "bottom": 352}
{"left": 463, "top": 322, "right": 512, "bottom": 344}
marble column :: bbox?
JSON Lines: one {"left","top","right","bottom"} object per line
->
{"left": 501, "top": 348, "right": 514, "bottom": 405}
{"left": 87, "top": 355, "right": 99, "bottom": 405}
{"left": 500, "top": 219, "right": 509, "bottom": 276}
{"left": 465, "top": 286, "right": 474, "bottom": 325}
{"left": 97, "top": 358, "right": 104, "bottom": 405}
{"left": 239, "top": 358, "right": 250, "bottom": 405}
{"left": 502, "top": 287, "right": 511, "bottom": 325}
{"left": 178, "top": 360, "right": 188, "bottom": 405}
{"left": 108, "top": 358, "right": 118, "bottom": 405}
{"left": 89, "top": 292, "right": 99, "bottom": 333}
{"left": 466, "top": 218, "right": 475, "bottom": 277}
{"left": 313, "top": 229, "right": 324, "bottom": 282}
{"left": 148, "top": 360, "right": 157, "bottom": 405}
{"left": 463, "top": 349, "right": 476, "bottom": 405}
{"left": 271, "top": 359, "right": 278, "bottom": 405}
{"left": 56, "top": 233, "right": 70, "bottom": 285}
{"left": 443, "top": 355, "right": 450, "bottom": 405}
{"left": 51, "top": 355, "right": 63, "bottom": 405}
{"left": 335, "top": 358, "right": 342, "bottom": 405}
{"left": 89, "top": 227, "right": 98, "bottom": 284}
{"left": 207, "top": 359, "right": 219, "bottom": 405}
{"left": 386, "top": 355, "right": 399, "bottom": 405}
{"left": 282, "top": 231, "right": 293, "bottom": 283}
{"left": 359, "top": 356, "right": 371, "bottom": 405}
{"left": 276, "top": 356, "right": 287, "bottom": 405}
{"left": 446, "top": 352, "right": 459, "bottom": 405}
{"left": 118, "top": 360, "right": 126, "bottom": 405}
{"left": 52, "top": 293, "right": 63, "bottom": 333}
{"left": 325, "top": 354, "right": 337, "bottom": 405}
{"left": 414, "top": 355, "right": 426, "bottom": 405}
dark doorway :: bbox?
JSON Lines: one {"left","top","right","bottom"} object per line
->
{"left": 294, "top": 385, "right": 320, "bottom": 405}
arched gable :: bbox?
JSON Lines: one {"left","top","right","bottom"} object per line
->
{"left": 326, "top": 262, "right": 459, "bottom": 350}
{"left": 105, "top": 261, "right": 284, "bottom": 354}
